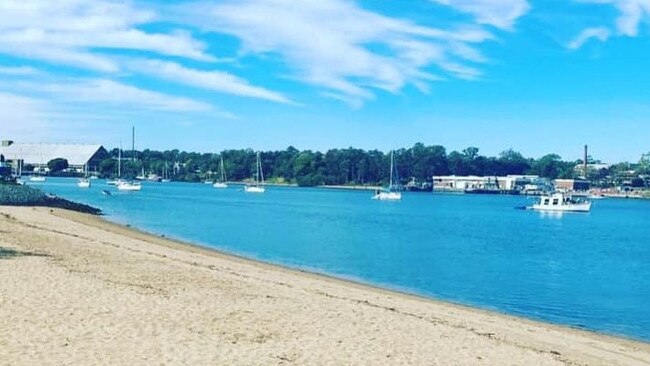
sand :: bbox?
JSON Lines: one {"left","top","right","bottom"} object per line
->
{"left": 1, "top": 206, "right": 649, "bottom": 365}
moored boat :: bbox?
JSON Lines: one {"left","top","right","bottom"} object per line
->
{"left": 244, "top": 152, "right": 265, "bottom": 193}
{"left": 372, "top": 150, "right": 401, "bottom": 201}
{"left": 77, "top": 178, "right": 91, "bottom": 188}
{"left": 529, "top": 192, "right": 591, "bottom": 212}
{"left": 116, "top": 181, "right": 142, "bottom": 191}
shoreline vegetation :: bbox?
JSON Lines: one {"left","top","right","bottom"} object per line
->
{"left": 1, "top": 205, "right": 649, "bottom": 365}
{"left": 28, "top": 143, "right": 648, "bottom": 189}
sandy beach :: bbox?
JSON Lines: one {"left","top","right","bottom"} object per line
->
{"left": 1, "top": 206, "right": 649, "bottom": 365}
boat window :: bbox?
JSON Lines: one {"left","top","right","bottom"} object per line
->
{"left": 543, "top": 199, "right": 549, "bottom": 205}
{"left": 552, "top": 198, "right": 559, "bottom": 205}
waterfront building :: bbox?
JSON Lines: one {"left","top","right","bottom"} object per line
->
{"left": 0, "top": 140, "right": 109, "bottom": 174}
{"left": 553, "top": 179, "right": 590, "bottom": 192}
{"left": 432, "top": 175, "right": 550, "bottom": 193}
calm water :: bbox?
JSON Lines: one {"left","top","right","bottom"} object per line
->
{"left": 31, "top": 178, "right": 650, "bottom": 341}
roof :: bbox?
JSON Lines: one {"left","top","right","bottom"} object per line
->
{"left": 0, "top": 143, "right": 105, "bottom": 166}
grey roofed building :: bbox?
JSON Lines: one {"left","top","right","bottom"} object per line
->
{"left": 0, "top": 142, "right": 109, "bottom": 170}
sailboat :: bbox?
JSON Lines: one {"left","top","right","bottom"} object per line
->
{"left": 106, "top": 144, "right": 124, "bottom": 185}
{"left": 161, "top": 162, "right": 171, "bottom": 183}
{"left": 372, "top": 150, "right": 402, "bottom": 201}
{"left": 29, "top": 147, "right": 47, "bottom": 182}
{"left": 244, "top": 152, "right": 265, "bottom": 193}
{"left": 114, "top": 134, "right": 142, "bottom": 191}
{"left": 213, "top": 156, "right": 228, "bottom": 189}
{"left": 77, "top": 164, "right": 91, "bottom": 188}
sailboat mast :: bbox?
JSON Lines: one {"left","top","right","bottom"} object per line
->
{"left": 220, "top": 156, "right": 226, "bottom": 182}
{"left": 132, "top": 126, "right": 135, "bottom": 163}
{"left": 389, "top": 151, "right": 394, "bottom": 187}
{"left": 259, "top": 153, "right": 264, "bottom": 184}
{"left": 118, "top": 141, "right": 122, "bottom": 178}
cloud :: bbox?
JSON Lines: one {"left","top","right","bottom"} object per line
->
{"left": 0, "top": 92, "right": 53, "bottom": 139}
{"left": 130, "top": 60, "right": 293, "bottom": 104}
{"left": 572, "top": 0, "right": 650, "bottom": 48}
{"left": 5, "top": 78, "right": 213, "bottom": 112}
{"left": 0, "top": 0, "right": 213, "bottom": 72}
{"left": 568, "top": 27, "right": 611, "bottom": 49}
{"left": 0, "top": 66, "right": 41, "bottom": 76}
{"left": 430, "top": 0, "right": 531, "bottom": 30}
{"left": 180, "top": 0, "right": 496, "bottom": 106}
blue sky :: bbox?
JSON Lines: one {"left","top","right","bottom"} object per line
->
{"left": 0, "top": 0, "right": 648, "bottom": 162}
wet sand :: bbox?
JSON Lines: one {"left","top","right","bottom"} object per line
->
{"left": 1, "top": 206, "right": 649, "bottom": 365}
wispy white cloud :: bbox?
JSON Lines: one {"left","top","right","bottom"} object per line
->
{"left": 0, "top": 65, "right": 41, "bottom": 76}
{"left": 129, "top": 60, "right": 293, "bottom": 105}
{"left": 430, "top": 0, "right": 531, "bottom": 30}
{"left": 571, "top": 0, "right": 650, "bottom": 48}
{"left": 0, "top": 0, "right": 213, "bottom": 72}
{"left": 568, "top": 27, "right": 611, "bottom": 49}
{"left": 4, "top": 78, "right": 213, "bottom": 112}
{"left": 180, "top": 0, "right": 497, "bottom": 106}
{"left": 0, "top": 92, "right": 53, "bottom": 139}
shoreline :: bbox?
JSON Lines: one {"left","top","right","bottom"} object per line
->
{"left": 2, "top": 206, "right": 649, "bottom": 365}
{"left": 55, "top": 209, "right": 650, "bottom": 344}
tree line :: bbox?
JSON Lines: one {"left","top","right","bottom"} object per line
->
{"left": 93, "top": 143, "right": 596, "bottom": 186}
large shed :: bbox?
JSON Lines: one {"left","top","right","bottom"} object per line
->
{"left": 0, "top": 142, "right": 109, "bottom": 172}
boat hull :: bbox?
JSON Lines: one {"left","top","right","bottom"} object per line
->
{"left": 77, "top": 180, "right": 91, "bottom": 188}
{"left": 372, "top": 192, "right": 402, "bottom": 201}
{"left": 530, "top": 203, "right": 591, "bottom": 212}
{"left": 244, "top": 186, "right": 265, "bottom": 193}
{"left": 116, "top": 183, "right": 142, "bottom": 191}
{"left": 213, "top": 183, "right": 228, "bottom": 189}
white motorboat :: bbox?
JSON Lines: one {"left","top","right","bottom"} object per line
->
{"left": 213, "top": 182, "right": 228, "bottom": 189}
{"left": 245, "top": 152, "right": 265, "bottom": 193}
{"left": 529, "top": 193, "right": 591, "bottom": 212}
{"left": 372, "top": 150, "right": 402, "bottom": 201}
{"left": 116, "top": 181, "right": 142, "bottom": 191}
{"left": 29, "top": 175, "right": 46, "bottom": 182}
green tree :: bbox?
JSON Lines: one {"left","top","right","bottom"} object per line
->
{"left": 639, "top": 153, "right": 650, "bottom": 174}
{"left": 47, "top": 158, "right": 69, "bottom": 173}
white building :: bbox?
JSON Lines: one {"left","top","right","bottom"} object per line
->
{"left": 0, "top": 141, "right": 109, "bottom": 173}
{"left": 433, "top": 175, "right": 550, "bottom": 193}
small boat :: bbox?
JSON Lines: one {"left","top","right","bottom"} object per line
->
{"left": 244, "top": 152, "right": 265, "bottom": 193}
{"left": 372, "top": 150, "right": 401, "bottom": 201}
{"left": 528, "top": 192, "right": 591, "bottom": 212}
{"left": 78, "top": 164, "right": 91, "bottom": 188}
{"left": 29, "top": 175, "right": 46, "bottom": 182}
{"left": 213, "top": 156, "right": 228, "bottom": 189}
{"left": 77, "top": 178, "right": 91, "bottom": 188}
{"left": 102, "top": 189, "right": 112, "bottom": 196}
{"left": 161, "top": 179, "right": 171, "bottom": 183}
{"left": 116, "top": 181, "right": 142, "bottom": 191}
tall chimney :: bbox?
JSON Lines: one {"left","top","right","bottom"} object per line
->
{"left": 584, "top": 145, "right": 588, "bottom": 179}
